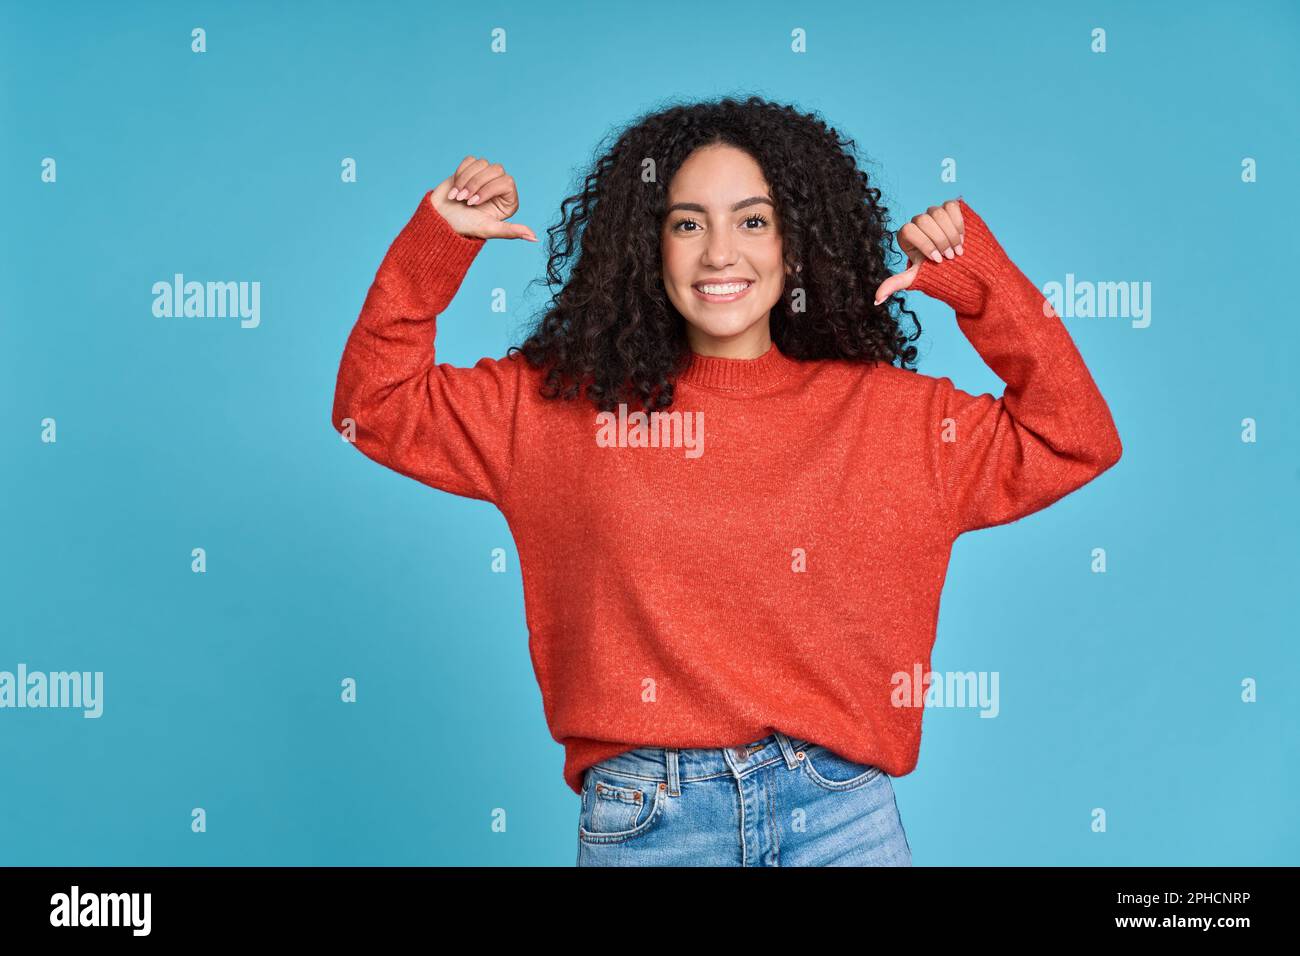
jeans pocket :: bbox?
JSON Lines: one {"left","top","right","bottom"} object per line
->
{"left": 578, "top": 771, "right": 664, "bottom": 845}
{"left": 799, "top": 745, "right": 884, "bottom": 792}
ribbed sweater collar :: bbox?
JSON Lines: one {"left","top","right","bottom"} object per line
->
{"left": 677, "top": 341, "right": 801, "bottom": 394}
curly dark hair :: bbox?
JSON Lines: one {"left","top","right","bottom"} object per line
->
{"left": 508, "top": 94, "right": 922, "bottom": 413}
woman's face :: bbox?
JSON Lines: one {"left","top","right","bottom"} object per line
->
{"left": 661, "top": 143, "right": 785, "bottom": 358}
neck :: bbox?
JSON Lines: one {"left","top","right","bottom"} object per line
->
{"left": 685, "top": 322, "right": 772, "bottom": 360}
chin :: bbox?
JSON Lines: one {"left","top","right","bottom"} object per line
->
{"left": 684, "top": 306, "right": 765, "bottom": 332}
{"left": 687, "top": 316, "right": 760, "bottom": 339}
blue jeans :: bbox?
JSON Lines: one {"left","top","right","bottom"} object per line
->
{"left": 576, "top": 730, "right": 913, "bottom": 866}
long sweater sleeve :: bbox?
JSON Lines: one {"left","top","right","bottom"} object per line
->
{"left": 331, "top": 190, "right": 524, "bottom": 506}
{"left": 910, "top": 198, "right": 1123, "bottom": 538}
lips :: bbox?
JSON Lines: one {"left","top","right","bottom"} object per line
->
{"left": 692, "top": 278, "right": 755, "bottom": 303}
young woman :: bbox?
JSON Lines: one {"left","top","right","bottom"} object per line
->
{"left": 331, "top": 96, "right": 1122, "bottom": 867}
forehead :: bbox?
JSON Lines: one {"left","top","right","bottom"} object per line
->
{"left": 667, "top": 145, "right": 769, "bottom": 201}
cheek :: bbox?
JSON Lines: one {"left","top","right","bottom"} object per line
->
{"left": 660, "top": 245, "right": 688, "bottom": 286}
{"left": 757, "top": 237, "right": 785, "bottom": 277}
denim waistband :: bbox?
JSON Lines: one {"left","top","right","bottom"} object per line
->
{"left": 587, "top": 730, "right": 821, "bottom": 795}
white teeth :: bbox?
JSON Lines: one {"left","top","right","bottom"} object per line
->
{"left": 697, "top": 282, "right": 751, "bottom": 295}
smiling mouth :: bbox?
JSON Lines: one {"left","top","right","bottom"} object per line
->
{"left": 692, "top": 280, "right": 754, "bottom": 302}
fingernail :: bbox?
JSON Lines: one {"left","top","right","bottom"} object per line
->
{"left": 944, "top": 248, "right": 954, "bottom": 259}
{"left": 956, "top": 243, "right": 964, "bottom": 256}
{"left": 930, "top": 251, "right": 943, "bottom": 263}
{"left": 467, "top": 194, "right": 480, "bottom": 205}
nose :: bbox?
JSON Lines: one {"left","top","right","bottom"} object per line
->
{"left": 703, "top": 230, "right": 738, "bottom": 268}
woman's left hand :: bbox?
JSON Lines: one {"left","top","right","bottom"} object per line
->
{"left": 873, "top": 199, "right": 965, "bottom": 305}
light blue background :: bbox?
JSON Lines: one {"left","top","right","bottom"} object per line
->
{"left": 2, "top": 0, "right": 1296, "bottom": 866}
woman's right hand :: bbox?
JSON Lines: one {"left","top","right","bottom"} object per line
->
{"left": 431, "top": 155, "right": 538, "bottom": 242}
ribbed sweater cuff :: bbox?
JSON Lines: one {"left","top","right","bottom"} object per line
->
{"left": 388, "top": 189, "right": 487, "bottom": 294}
{"left": 908, "top": 198, "right": 1013, "bottom": 317}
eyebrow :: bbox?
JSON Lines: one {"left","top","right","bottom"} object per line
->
{"left": 666, "top": 196, "right": 774, "bottom": 214}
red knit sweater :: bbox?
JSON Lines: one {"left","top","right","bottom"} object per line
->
{"left": 332, "top": 191, "right": 1122, "bottom": 796}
